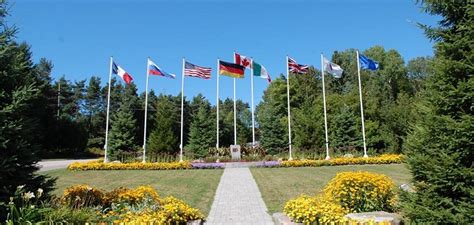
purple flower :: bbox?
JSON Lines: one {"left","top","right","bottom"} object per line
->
{"left": 191, "top": 162, "right": 225, "bottom": 169}
{"left": 254, "top": 161, "right": 281, "bottom": 168}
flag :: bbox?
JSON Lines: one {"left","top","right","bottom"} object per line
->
{"left": 359, "top": 54, "right": 379, "bottom": 70}
{"left": 323, "top": 57, "right": 344, "bottom": 78}
{"left": 112, "top": 62, "right": 133, "bottom": 85}
{"left": 219, "top": 60, "right": 245, "bottom": 78}
{"left": 288, "top": 57, "right": 309, "bottom": 74}
{"left": 184, "top": 61, "right": 212, "bottom": 79}
{"left": 252, "top": 61, "right": 271, "bottom": 83}
{"left": 234, "top": 52, "right": 252, "bottom": 69}
{"left": 148, "top": 59, "right": 176, "bottom": 79}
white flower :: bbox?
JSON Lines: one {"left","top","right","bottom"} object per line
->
{"left": 23, "top": 191, "right": 35, "bottom": 200}
{"left": 17, "top": 185, "right": 25, "bottom": 190}
{"left": 37, "top": 188, "right": 44, "bottom": 197}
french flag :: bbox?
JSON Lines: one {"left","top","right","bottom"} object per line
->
{"left": 112, "top": 62, "right": 133, "bottom": 85}
{"left": 148, "top": 59, "right": 176, "bottom": 79}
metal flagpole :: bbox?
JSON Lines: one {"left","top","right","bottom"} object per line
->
{"left": 142, "top": 58, "right": 150, "bottom": 163}
{"left": 104, "top": 56, "right": 113, "bottom": 163}
{"left": 356, "top": 51, "right": 368, "bottom": 158}
{"left": 180, "top": 58, "right": 185, "bottom": 162}
{"left": 250, "top": 58, "right": 255, "bottom": 148}
{"left": 321, "top": 54, "right": 330, "bottom": 160}
{"left": 233, "top": 78, "right": 237, "bottom": 146}
{"left": 286, "top": 56, "right": 293, "bottom": 160}
{"left": 232, "top": 52, "right": 237, "bottom": 146}
{"left": 216, "top": 59, "right": 220, "bottom": 150}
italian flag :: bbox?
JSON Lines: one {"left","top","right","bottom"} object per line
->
{"left": 252, "top": 61, "right": 271, "bottom": 83}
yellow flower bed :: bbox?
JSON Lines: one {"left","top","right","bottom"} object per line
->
{"left": 284, "top": 194, "right": 348, "bottom": 224}
{"left": 281, "top": 154, "right": 404, "bottom": 168}
{"left": 67, "top": 160, "right": 192, "bottom": 171}
{"left": 103, "top": 185, "right": 161, "bottom": 205}
{"left": 284, "top": 171, "right": 397, "bottom": 224}
{"left": 61, "top": 184, "right": 104, "bottom": 208}
{"left": 324, "top": 171, "right": 396, "bottom": 213}
{"left": 61, "top": 185, "right": 203, "bottom": 224}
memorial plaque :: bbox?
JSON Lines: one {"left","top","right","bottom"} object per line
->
{"left": 230, "top": 145, "right": 241, "bottom": 161}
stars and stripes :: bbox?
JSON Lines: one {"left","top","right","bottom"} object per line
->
{"left": 184, "top": 61, "right": 212, "bottom": 79}
{"left": 288, "top": 57, "right": 309, "bottom": 74}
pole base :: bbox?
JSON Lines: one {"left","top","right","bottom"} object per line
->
{"left": 363, "top": 154, "right": 369, "bottom": 158}
{"left": 179, "top": 159, "right": 183, "bottom": 163}
{"left": 288, "top": 157, "right": 293, "bottom": 161}
{"left": 325, "top": 156, "right": 331, "bottom": 160}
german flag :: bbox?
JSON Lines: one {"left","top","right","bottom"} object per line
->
{"left": 219, "top": 60, "right": 245, "bottom": 78}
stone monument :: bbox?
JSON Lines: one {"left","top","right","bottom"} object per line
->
{"left": 230, "top": 145, "right": 241, "bottom": 161}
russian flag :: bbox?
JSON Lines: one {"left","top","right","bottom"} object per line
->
{"left": 112, "top": 62, "right": 133, "bottom": 85}
{"left": 148, "top": 59, "right": 176, "bottom": 79}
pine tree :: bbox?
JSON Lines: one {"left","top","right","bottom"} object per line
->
{"left": 108, "top": 84, "right": 138, "bottom": 157}
{"left": 400, "top": 1, "right": 473, "bottom": 223}
{"left": 258, "top": 104, "right": 287, "bottom": 155}
{"left": 0, "top": 1, "right": 55, "bottom": 218}
{"left": 187, "top": 101, "right": 214, "bottom": 159}
{"left": 330, "top": 104, "right": 360, "bottom": 150}
{"left": 108, "top": 104, "right": 138, "bottom": 156}
{"left": 147, "top": 95, "right": 178, "bottom": 155}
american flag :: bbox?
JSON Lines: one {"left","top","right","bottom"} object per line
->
{"left": 184, "top": 61, "right": 212, "bottom": 79}
{"left": 288, "top": 57, "right": 309, "bottom": 74}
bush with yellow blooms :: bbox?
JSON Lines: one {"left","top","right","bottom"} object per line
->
{"left": 284, "top": 171, "right": 397, "bottom": 224}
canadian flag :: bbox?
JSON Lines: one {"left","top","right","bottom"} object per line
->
{"left": 234, "top": 52, "right": 252, "bottom": 69}
{"left": 112, "top": 62, "right": 133, "bottom": 85}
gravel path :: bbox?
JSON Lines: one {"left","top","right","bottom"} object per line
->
{"left": 206, "top": 166, "right": 274, "bottom": 225}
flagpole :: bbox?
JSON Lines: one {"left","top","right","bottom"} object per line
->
{"left": 286, "top": 55, "right": 293, "bottom": 160}
{"left": 250, "top": 58, "right": 255, "bottom": 148}
{"left": 356, "top": 50, "right": 368, "bottom": 158}
{"left": 104, "top": 56, "right": 113, "bottom": 163}
{"left": 233, "top": 77, "right": 237, "bottom": 146}
{"left": 180, "top": 58, "right": 185, "bottom": 162}
{"left": 216, "top": 58, "right": 220, "bottom": 150}
{"left": 321, "top": 54, "right": 330, "bottom": 160}
{"left": 142, "top": 58, "right": 150, "bottom": 163}
{"left": 232, "top": 52, "right": 237, "bottom": 146}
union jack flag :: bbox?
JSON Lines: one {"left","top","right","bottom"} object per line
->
{"left": 288, "top": 57, "right": 309, "bottom": 74}
{"left": 184, "top": 61, "right": 212, "bottom": 79}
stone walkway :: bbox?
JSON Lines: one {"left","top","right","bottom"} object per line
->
{"left": 205, "top": 166, "right": 274, "bottom": 225}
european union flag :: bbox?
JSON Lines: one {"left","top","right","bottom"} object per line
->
{"left": 359, "top": 54, "right": 379, "bottom": 70}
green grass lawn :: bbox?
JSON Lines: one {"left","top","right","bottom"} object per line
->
{"left": 42, "top": 169, "right": 223, "bottom": 215}
{"left": 251, "top": 164, "right": 411, "bottom": 213}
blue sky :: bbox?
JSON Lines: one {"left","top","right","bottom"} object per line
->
{"left": 11, "top": 0, "right": 438, "bottom": 105}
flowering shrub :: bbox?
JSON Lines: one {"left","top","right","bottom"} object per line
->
{"left": 67, "top": 161, "right": 192, "bottom": 171}
{"left": 155, "top": 196, "right": 204, "bottom": 224}
{"left": 60, "top": 184, "right": 104, "bottom": 208}
{"left": 284, "top": 194, "right": 348, "bottom": 224}
{"left": 284, "top": 171, "right": 397, "bottom": 224}
{"left": 324, "top": 171, "right": 396, "bottom": 213}
{"left": 191, "top": 162, "right": 225, "bottom": 169}
{"left": 279, "top": 154, "right": 404, "bottom": 168}
{"left": 102, "top": 185, "right": 160, "bottom": 206}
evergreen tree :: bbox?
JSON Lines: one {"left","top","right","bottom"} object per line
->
{"left": 108, "top": 83, "right": 138, "bottom": 157}
{"left": 400, "top": 1, "right": 473, "bottom": 223}
{"left": 84, "top": 76, "right": 105, "bottom": 148}
{"left": 147, "top": 95, "right": 178, "bottom": 155}
{"left": 186, "top": 99, "right": 214, "bottom": 158}
{"left": 259, "top": 105, "right": 287, "bottom": 155}
{"left": 0, "top": 1, "right": 55, "bottom": 218}
{"left": 330, "top": 104, "right": 360, "bottom": 149}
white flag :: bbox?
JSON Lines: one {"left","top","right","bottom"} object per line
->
{"left": 323, "top": 57, "right": 343, "bottom": 78}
